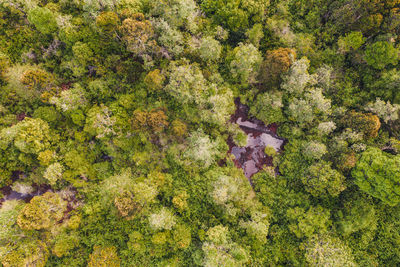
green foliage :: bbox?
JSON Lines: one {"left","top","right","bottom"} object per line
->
{"left": 96, "top": 11, "right": 119, "bottom": 32}
{"left": 365, "top": 41, "right": 399, "bottom": 69}
{"left": 202, "top": 225, "right": 249, "bottom": 266}
{"left": 120, "top": 14, "right": 155, "bottom": 56}
{"left": 303, "top": 160, "right": 346, "bottom": 198}
{"left": 303, "top": 234, "right": 356, "bottom": 267}
{"left": 148, "top": 207, "right": 176, "bottom": 230}
{"left": 0, "top": 117, "right": 54, "bottom": 154}
{"left": 27, "top": 7, "right": 58, "bottom": 35}
{"left": 199, "top": 36, "right": 222, "bottom": 62}
{"left": 209, "top": 167, "right": 254, "bottom": 216}
{"left": 183, "top": 129, "right": 226, "bottom": 168}
{"left": 352, "top": 147, "right": 400, "bottom": 206}
{"left": 250, "top": 91, "right": 284, "bottom": 124}
{"left": 338, "top": 31, "right": 365, "bottom": 53}
{"left": 43, "top": 162, "right": 64, "bottom": 185}
{"left": 201, "top": 0, "right": 269, "bottom": 32}
{"left": 336, "top": 195, "right": 377, "bottom": 238}
{"left": 230, "top": 42, "right": 262, "bottom": 84}
{"left": 287, "top": 205, "right": 331, "bottom": 238}
{"left": 52, "top": 232, "right": 80, "bottom": 257}
{"left": 0, "top": 200, "right": 24, "bottom": 244}
{"left": 365, "top": 98, "right": 400, "bottom": 123}
{"left": 1, "top": 0, "right": 400, "bottom": 265}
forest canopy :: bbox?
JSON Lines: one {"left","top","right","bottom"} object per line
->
{"left": 0, "top": 0, "right": 400, "bottom": 266}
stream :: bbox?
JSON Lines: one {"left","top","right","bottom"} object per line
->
{"left": 228, "top": 98, "right": 285, "bottom": 180}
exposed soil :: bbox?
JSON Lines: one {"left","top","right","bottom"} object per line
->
{"left": 228, "top": 98, "right": 285, "bottom": 181}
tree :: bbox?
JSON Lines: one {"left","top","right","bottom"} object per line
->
{"left": 303, "top": 141, "right": 327, "bottom": 160}
{"left": 144, "top": 69, "right": 165, "bottom": 91}
{"left": 119, "top": 14, "right": 156, "bottom": 55}
{"left": 209, "top": 168, "right": 254, "bottom": 216}
{"left": 365, "top": 98, "right": 400, "bottom": 123}
{"left": 0, "top": 52, "right": 9, "bottom": 85}
{"left": 352, "top": 147, "right": 400, "bottom": 206}
{"left": 287, "top": 98, "right": 315, "bottom": 124}
{"left": 303, "top": 160, "right": 346, "bottom": 198}
{"left": 364, "top": 41, "right": 399, "bottom": 69}
{"left": 250, "top": 91, "right": 285, "bottom": 124}
{"left": 246, "top": 23, "right": 264, "bottom": 47}
{"left": 239, "top": 208, "right": 270, "bottom": 243}
{"left": 43, "top": 162, "right": 64, "bottom": 185}
{"left": 50, "top": 84, "right": 87, "bottom": 112}
{"left": 1, "top": 240, "right": 49, "bottom": 267}
{"left": 281, "top": 57, "right": 317, "bottom": 95}
{"left": 336, "top": 195, "right": 377, "bottom": 237}
{"left": 183, "top": 130, "right": 225, "bottom": 168}
{"left": 303, "top": 234, "right": 356, "bottom": 267}
{"left": 172, "top": 224, "right": 191, "bottom": 250}
{"left": 368, "top": 68, "right": 400, "bottom": 104}
{"left": 199, "top": 86, "right": 235, "bottom": 125}
{"left": 343, "top": 111, "right": 381, "bottom": 138}
{"left": 259, "top": 48, "right": 296, "bottom": 87}
{"left": 20, "top": 68, "right": 52, "bottom": 92}
{"left": 152, "top": 18, "right": 184, "bottom": 56}
{"left": 88, "top": 246, "right": 121, "bottom": 267}
{"left": 202, "top": 225, "right": 249, "bottom": 267}
{"left": 165, "top": 60, "right": 208, "bottom": 105}
{"left": 0, "top": 200, "right": 24, "bottom": 244}
{"left": 287, "top": 205, "right": 331, "bottom": 238}
{"left": 148, "top": 207, "right": 176, "bottom": 230}
{"left": 96, "top": 11, "right": 119, "bottom": 33}
{"left": 17, "top": 192, "right": 67, "bottom": 230}
{"left": 72, "top": 42, "right": 94, "bottom": 66}
{"left": 131, "top": 108, "right": 169, "bottom": 134}
{"left": 338, "top": 31, "right": 365, "bottom": 53}
{"left": 81, "top": 0, "right": 119, "bottom": 15}
{"left": 329, "top": 0, "right": 398, "bottom": 35}
{"left": 101, "top": 169, "right": 158, "bottom": 207}
{"left": 0, "top": 117, "right": 53, "bottom": 154}
{"left": 230, "top": 43, "right": 262, "bottom": 85}
{"left": 201, "top": 0, "right": 269, "bottom": 32}
{"left": 27, "top": 7, "right": 58, "bottom": 35}
{"left": 198, "top": 36, "right": 222, "bottom": 62}
{"left": 84, "top": 105, "right": 117, "bottom": 139}
{"left": 317, "top": 121, "right": 336, "bottom": 136}
{"left": 52, "top": 232, "right": 80, "bottom": 257}
{"left": 149, "top": 0, "right": 200, "bottom": 33}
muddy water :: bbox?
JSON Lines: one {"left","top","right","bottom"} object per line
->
{"left": 228, "top": 98, "right": 285, "bottom": 180}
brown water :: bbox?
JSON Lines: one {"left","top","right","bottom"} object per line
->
{"left": 0, "top": 184, "right": 52, "bottom": 207}
{"left": 228, "top": 98, "right": 285, "bottom": 180}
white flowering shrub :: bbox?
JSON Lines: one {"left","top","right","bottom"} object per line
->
{"left": 281, "top": 57, "right": 317, "bottom": 95}
{"left": 43, "top": 162, "right": 64, "bottom": 185}
{"left": 149, "top": 207, "right": 176, "bottom": 230}
{"left": 365, "top": 98, "right": 400, "bottom": 123}
{"left": 50, "top": 84, "right": 87, "bottom": 112}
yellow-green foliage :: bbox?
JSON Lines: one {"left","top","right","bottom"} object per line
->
{"left": 88, "top": 246, "right": 121, "bottom": 267}
{"left": 1, "top": 240, "right": 49, "bottom": 267}
{"left": 17, "top": 192, "right": 67, "bottom": 230}
{"left": 0, "top": 117, "right": 53, "bottom": 154}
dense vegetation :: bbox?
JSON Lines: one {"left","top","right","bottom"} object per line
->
{"left": 0, "top": 0, "right": 400, "bottom": 266}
